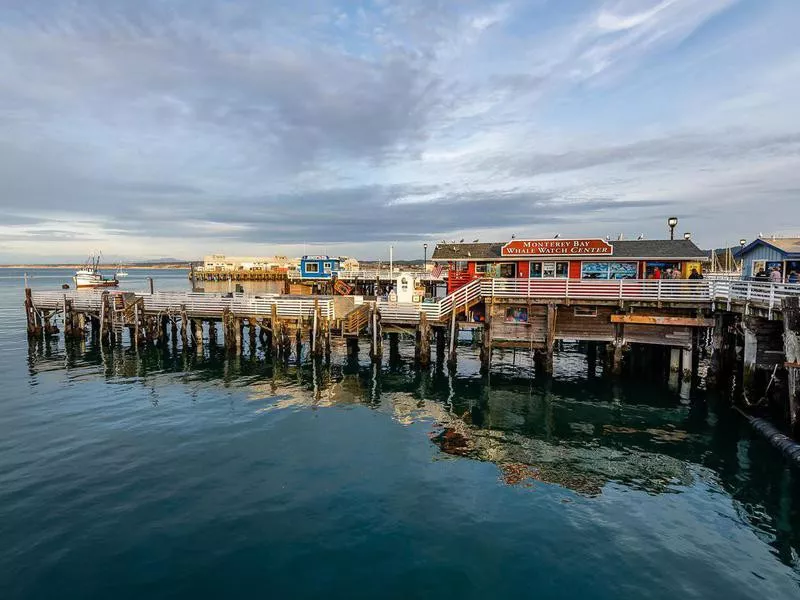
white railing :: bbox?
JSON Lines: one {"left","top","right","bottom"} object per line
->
{"left": 334, "top": 269, "right": 445, "bottom": 282}
{"left": 30, "top": 279, "right": 800, "bottom": 325}
{"left": 30, "top": 290, "right": 335, "bottom": 319}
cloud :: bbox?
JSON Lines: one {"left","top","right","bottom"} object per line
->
{"left": 0, "top": 0, "right": 797, "bottom": 261}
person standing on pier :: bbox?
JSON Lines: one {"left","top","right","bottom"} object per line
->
{"left": 770, "top": 267, "right": 783, "bottom": 283}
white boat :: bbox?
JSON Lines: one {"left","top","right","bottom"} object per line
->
{"left": 115, "top": 266, "right": 129, "bottom": 278}
{"left": 74, "top": 255, "right": 119, "bottom": 289}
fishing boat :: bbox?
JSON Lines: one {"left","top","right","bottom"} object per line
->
{"left": 115, "top": 264, "right": 129, "bottom": 279}
{"left": 74, "top": 254, "right": 119, "bottom": 289}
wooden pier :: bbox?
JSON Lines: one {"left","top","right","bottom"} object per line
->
{"left": 24, "top": 277, "right": 800, "bottom": 438}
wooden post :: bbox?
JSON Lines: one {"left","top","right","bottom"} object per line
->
{"left": 681, "top": 346, "right": 693, "bottom": 384}
{"left": 480, "top": 301, "right": 493, "bottom": 374}
{"left": 133, "top": 302, "right": 139, "bottom": 349}
{"left": 544, "top": 303, "right": 556, "bottom": 375}
{"left": 208, "top": 320, "right": 217, "bottom": 346}
{"left": 346, "top": 336, "right": 359, "bottom": 358}
{"left": 370, "top": 306, "right": 382, "bottom": 363}
{"left": 295, "top": 322, "right": 302, "bottom": 363}
{"left": 447, "top": 308, "right": 458, "bottom": 369}
{"left": 99, "top": 292, "right": 108, "bottom": 345}
{"left": 325, "top": 319, "right": 332, "bottom": 364}
{"left": 389, "top": 332, "right": 400, "bottom": 364}
{"left": 235, "top": 318, "right": 243, "bottom": 355}
{"left": 271, "top": 304, "right": 280, "bottom": 358}
{"left": 248, "top": 317, "right": 256, "bottom": 353}
{"left": 435, "top": 327, "right": 446, "bottom": 364}
{"left": 194, "top": 319, "right": 204, "bottom": 352}
{"left": 180, "top": 305, "right": 188, "bottom": 347}
{"left": 416, "top": 312, "right": 431, "bottom": 368}
{"left": 782, "top": 297, "right": 800, "bottom": 438}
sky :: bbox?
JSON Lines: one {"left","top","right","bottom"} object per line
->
{"left": 1, "top": 0, "right": 799, "bottom": 262}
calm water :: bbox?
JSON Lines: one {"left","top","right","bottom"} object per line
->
{"left": 1, "top": 268, "right": 799, "bottom": 599}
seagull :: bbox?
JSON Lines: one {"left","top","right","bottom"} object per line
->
{"left": 605, "top": 235, "right": 611, "bottom": 241}
{"left": 637, "top": 234, "right": 644, "bottom": 240}
{"left": 511, "top": 233, "right": 516, "bottom": 239}
{"left": 472, "top": 238, "right": 479, "bottom": 243}
{"left": 617, "top": 233, "right": 623, "bottom": 240}
{"left": 459, "top": 238, "right": 464, "bottom": 243}
{"left": 554, "top": 233, "right": 560, "bottom": 239}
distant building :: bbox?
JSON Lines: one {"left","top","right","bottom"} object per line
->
{"left": 297, "top": 255, "right": 341, "bottom": 280}
{"left": 200, "top": 255, "right": 292, "bottom": 272}
{"left": 737, "top": 237, "right": 800, "bottom": 281}
{"left": 340, "top": 257, "right": 360, "bottom": 271}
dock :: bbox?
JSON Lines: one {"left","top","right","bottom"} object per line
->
{"left": 23, "top": 277, "right": 800, "bottom": 439}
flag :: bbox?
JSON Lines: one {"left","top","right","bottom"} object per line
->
{"left": 430, "top": 264, "right": 444, "bottom": 279}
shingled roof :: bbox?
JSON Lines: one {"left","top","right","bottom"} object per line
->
{"left": 431, "top": 239, "right": 707, "bottom": 261}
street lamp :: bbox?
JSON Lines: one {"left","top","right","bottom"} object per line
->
{"left": 739, "top": 238, "right": 746, "bottom": 249}
{"left": 423, "top": 243, "right": 428, "bottom": 271}
{"left": 667, "top": 217, "right": 678, "bottom": 240}
{"left": 683, "top": 232, "right": 691, "bottom": 240}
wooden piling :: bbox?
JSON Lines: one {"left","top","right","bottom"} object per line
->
{"left": 194, "top": 319, "right": 204, "bottom": 352}
{"left": 447, "top": 309, "right": 458, "bottom": 369}
{"left": 416, "top": 312, "right": 431, "bottom": 368}
{"left": 544, "top": 303, "right": 556, "bottom": 375}
{"left": 782, "top": 297, "right": 800, "bottom": 438}
{"left": 180, "top": 305, "right": 188, "bottom": 347}
{"left": 370, "top": 306, "right": 382, "bottom": 363}
{"left": 435, "top": 327, "right": 446, "bottom": 363}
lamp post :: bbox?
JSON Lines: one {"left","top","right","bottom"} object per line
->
{"left": 423, "top": 243, "right": 428, "bottom": 271}
{"left": 739, "top": 238, "right": 746, "bottom": 271}
{"left": 668, "top": 217, "right": 678, "bottom": 240}
{"left": 683, "top": 232, "right": 691, "bottom": 241}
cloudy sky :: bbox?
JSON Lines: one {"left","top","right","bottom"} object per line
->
{"left": 1, "top": 0, "right": 798, "bottom": 262}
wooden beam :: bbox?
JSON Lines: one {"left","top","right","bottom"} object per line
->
{"left": 610, "top": 314, "right": 714, "bottom": 327}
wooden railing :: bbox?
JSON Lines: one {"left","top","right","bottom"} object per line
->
{"left": 342, "top": 303, "right": 371, "bottom": 335}
{"left": 334, "top": 269, "right": 445, "bottom": 281}
{"left": 29, "top": 279, "right": 800, "bottom": 327}
{"left": 30, "top": 291, "right": 335, "bottom": 319}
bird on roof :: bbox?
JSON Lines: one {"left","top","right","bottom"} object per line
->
{"left": 605, "top": 235, "right": 611, "bottom": 241}
{"left": 554, "top": 233, "right": 560, "bottom": 239}
{"left": 637, "top": 234, "right": 644, "bottom": 240}
{"left": 459, "top": 238, "right": 464, "bottom": 243}
{"left": 472, "top": 238, "right": 479, "bottom": 243}
{"left": 617, "top": 233, "right": 624, "bottom": 240}
{"left": 511, "top": 233, "right": 516, "bottom": 239}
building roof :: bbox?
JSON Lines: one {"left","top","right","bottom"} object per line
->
{"left": 739, "top": 237, "right": 800, "bottom": 258}
{"left": 431, "top": 239, "right": 707, "bottom": 261}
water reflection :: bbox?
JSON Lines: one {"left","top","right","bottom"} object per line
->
{"left": 25, "top": 335, "right": 800, "bottom": 573}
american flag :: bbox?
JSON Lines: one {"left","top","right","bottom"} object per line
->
{"left": 429, "top": 264, "right": 444, "bottom": 279}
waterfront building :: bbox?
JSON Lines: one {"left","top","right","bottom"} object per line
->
{"left": 200, "top": 255, "right": 293, "bottom": 272}
{"left": 432, "top": 238, "right": 707, "bottom": 293}
{"left": 296, "top": 255, "right": 341, "bottom": 280}
{"left": 736, "top": 237, "right": 800, "bottom": 282}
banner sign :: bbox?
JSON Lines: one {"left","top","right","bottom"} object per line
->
{"left": 501, "top": 238, "right": 613, "bottom": 257}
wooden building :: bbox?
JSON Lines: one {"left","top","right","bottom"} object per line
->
{"left": 432, "top": 238, "right": 707, "bottom": 294}
{"left": 295, "top": 255, "right": 341, "bottom": 281}
{"left": 737, "top": 237, "right": 800, "bottom": 282}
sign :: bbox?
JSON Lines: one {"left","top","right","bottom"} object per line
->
{"left": 501, "top": 238, "right": 613, "bottom": 257}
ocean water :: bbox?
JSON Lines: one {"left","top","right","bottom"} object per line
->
{"left": 1, "top": 268, "right": 799, "bottom": 599}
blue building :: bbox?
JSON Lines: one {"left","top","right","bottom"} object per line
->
{"left": 737, "top": 237, "right": 800, "bottom": 281}
{"left": 298, "top": 255, "right": 340, "bottom": 280}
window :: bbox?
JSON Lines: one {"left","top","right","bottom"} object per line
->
{"left": 499, "top": 263, "right": 516, "bottom": 278}
{"left": 530, "top": 261, "right": 568, "bottom": 278}
{"left": 453, "top": 261, "right": 468, "bottom": 272}
{"left": 323, "top": 261, "right": 332, "bottom": 273}
{"left": 505, "top": 306, "right": 528, "bottom": 323}
{"left": 581, "top": 261, "right": 637, "bottom": 280}
{"left": 305, "top": 262, "right": 319, "bottom": 273}
{"left": 475, "top": 263, "right": 488, "bottom": 274}
{"left": 574, "top": 306, "right": 598, "bottom": 317}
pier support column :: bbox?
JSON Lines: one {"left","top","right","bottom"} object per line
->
{"left": 295, "top": 323, "right": 302, "bottom": 363}
{"left": 544, "top": 303, "right": 557, "bottom": 375}
{"left": 180, "top": 305, "right": 188, "bottom": 347}
{"left": 447, "top": 309, "right": 458, "bottom": 370}
{"left": 681, "top": 347, "right": 693, "bottom": 384}
{"left": 346, "top": 336, "right": 359, "bottom": 358}
{"left": 222, "top": 308, "right": 235, "bottom": 352}
{"left": 369, "top": 307, "right": 382, "bottom": 363}
{"left": 235, "top": 318, "right": 243, "bottom": 355}
{"left": 670, "top": 348, "right": 681, "bottom": 375}
{"left": 782, "top": 297, "right": 800, "bottom": 438}
{"left": 248, "top": 318, "right": 257, "bottom": 354}
{"left": 587, "top": 341, "right": 597, "bottom": 378}
{"left": 24, "top": 288, "right": 42, "bottom": 337}
{"left": 193, "top": 319, "right": 204, "bottom": 352}
{"left": 480, "top": 310, "right": 492, "bottom": 375}
{"left": 389, "top": 332, "right": 400, "bottom": 364}
{"left": 435, "top": 327, "right": 446, "bottom": 364}
{"left": 415, "top": 312, "right": 431, "bottom": 368}
{"left": 208, "top": 320, "right": 217, "bottom": 346}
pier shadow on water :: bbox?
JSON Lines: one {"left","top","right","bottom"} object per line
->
{"left": 25, "top": 332, "right": 800, "bottom": 575}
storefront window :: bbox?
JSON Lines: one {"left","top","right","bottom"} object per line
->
{"left": 530, "top": 261, "right": 568, "bottom": 278}
{"left": 581, "top": 262, "right": 637, "bottom": 280}
{"left": 499, "top": 263, "right": 516, "bottom": 278}
{"left": 475, "top": 263, "right": 488, "bottom": 274}
{"left": 645, "top": 262, "right": 680, "bottom": 279}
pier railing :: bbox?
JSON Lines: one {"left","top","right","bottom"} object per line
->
{"left": 30, "top": 291, "right": 336, "bottom": 319}
{"left": 334, "top": 269, "right": 445, "bottom": 282}
{"left": 373, "top": 278, "right": 800, "bottom": 323}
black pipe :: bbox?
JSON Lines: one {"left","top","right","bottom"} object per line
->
{"left": 734, "top": 406, "right": 800, "bottom": 467}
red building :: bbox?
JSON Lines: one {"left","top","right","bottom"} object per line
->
{"left": 432, "top": 238, "right": 707, "bottom": 294}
